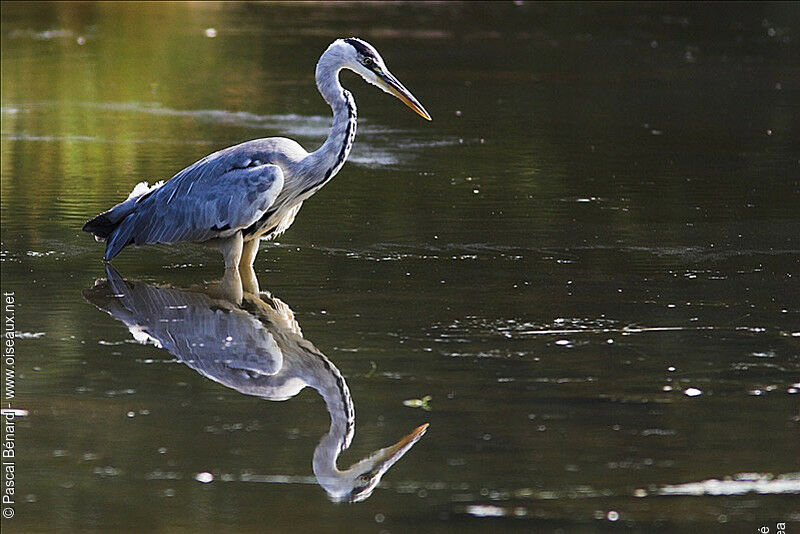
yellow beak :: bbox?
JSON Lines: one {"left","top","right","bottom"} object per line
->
{"left": 379, "top": 72, "right": 432, "bottom": 121}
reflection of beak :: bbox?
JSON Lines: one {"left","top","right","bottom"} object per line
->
{"left": 347, "top": 423, "right": 429, "bottom": 503}
{"left": 378, "top": 72, "right": 432, "bottom": 121}
{"left": 381, "top": 423, "right": 429, "bottom": 459}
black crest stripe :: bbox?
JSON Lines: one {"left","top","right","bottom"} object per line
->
{"left": 344, "top": 37, "right": 377, "bottom": 59}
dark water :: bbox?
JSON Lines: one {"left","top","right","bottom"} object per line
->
{"left": 2, "top": 2, "right": 799, "bottom": 532}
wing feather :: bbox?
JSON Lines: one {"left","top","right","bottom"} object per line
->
{"left": 104, "top": 149, "right": 284, "bottom": 260}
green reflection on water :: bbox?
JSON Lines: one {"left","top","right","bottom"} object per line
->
{"left": 2, "top": 2, "right": 799, "bottom": 533}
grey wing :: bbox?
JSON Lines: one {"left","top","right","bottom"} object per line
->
{"left": 105, "top": 153, "right": 284, "bottom": 260}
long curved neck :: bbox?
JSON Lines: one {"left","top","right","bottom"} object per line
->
{"left": 297, "top": 53, "right": 358, "bottom": 194}
{"left": 309, "top": 352, "right": 356, "bottom": 480}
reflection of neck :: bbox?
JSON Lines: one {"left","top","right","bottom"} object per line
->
{"left": 306, "top": 348, "right": 355, "bottom": 479}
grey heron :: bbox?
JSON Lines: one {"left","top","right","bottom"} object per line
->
{"left": 84, "top": 266, "right": 429, "bottom": 502}
{"left": 83, "top": 37, "right": 431, "bottom": 289}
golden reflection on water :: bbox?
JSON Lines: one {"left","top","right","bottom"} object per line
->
{"left": 2, "top": 2, "right": 799, "bottom": 532}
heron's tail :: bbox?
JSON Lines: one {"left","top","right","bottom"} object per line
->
{"left": 82, "top": 180, "right": 163, "bottom": 260}
{"left": 82, "top": 213, "right": 136, "bottom": 261}
{"left": 82, "top": 212, "right": 119, "bottom": 240}
{"left": 102, "top": 215, "right": 139, "bottom": 261}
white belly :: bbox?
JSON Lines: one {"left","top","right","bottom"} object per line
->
{"left": 251, "top": 202, "right": 303, "bottom": 241}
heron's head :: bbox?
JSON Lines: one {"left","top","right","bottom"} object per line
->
{"left": 329, "top": 37, "right": 432, "bottom": 121}
{"left": 319, "top": 423, "right": 429, "bottom": 503}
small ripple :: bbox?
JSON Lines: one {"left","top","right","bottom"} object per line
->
{"left": 8, "top": 28, "right": 74, "bottom": 40}
{"left": 7, "top": 101, "right": 456, "bottom": 169}
{"left": 465, "top": 504, "right": 509, "bottom": 517}
{"left": 15, "top": 331, "right": 45, "bottom": 339}
{"left": 237, "top": 472, "right": 319, "bottom": 485}
{"left": 271, "top": 242, "right": 523, "bottom": 262}
{"left": 1, "top": 131, "right": 214, "bottom": 146}
{"left": 658, "top": 473, "right": 800, "bottom": 496}
{"left": 145, "top": 470, "right": 183, "bottom": 480}
{"left": 430, "top": 316, "right": 724, "bottom": 340}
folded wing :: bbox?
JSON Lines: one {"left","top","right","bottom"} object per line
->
{"left": 99, "top": 151, "right": 284, "bottom": 260}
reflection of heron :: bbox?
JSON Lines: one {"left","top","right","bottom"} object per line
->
{"left": 83, "top": 38, "right": 431, "bottom": 289}
{"left": 84, "top": 266, "right": 428, "bottom": 502}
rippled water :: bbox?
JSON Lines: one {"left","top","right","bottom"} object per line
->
{"left": 2, "top": 2, "right": 799, "bottom": 533}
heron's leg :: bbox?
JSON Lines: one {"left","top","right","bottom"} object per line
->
{"left": 218, "top": 232, "right": 244, "bottom": 303}
{"left": 239, "top": 238, "right": 260, "bottom": 295}
{"left": 240, "top": 238, "right": 260, "bottom": 268}
{"left": 220, "top": 231, "right": 244, "bottom": 270}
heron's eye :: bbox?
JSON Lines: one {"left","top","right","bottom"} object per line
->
{"left": 363, "top": 57, "right": 374, "bottom": 67}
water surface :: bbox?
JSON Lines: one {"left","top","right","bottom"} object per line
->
{"left": 1, "top": 2, "right": 799, "bottom": 533}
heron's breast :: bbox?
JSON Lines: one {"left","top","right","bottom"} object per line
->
{"left": 246, "top": 202, "right": 303, "bottom": 241}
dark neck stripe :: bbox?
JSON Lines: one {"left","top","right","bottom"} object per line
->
{"left": 243, "top": 92, "right": 356, "bottom": 239}
{"left": 298, "top": 90, "right": 356, "bottom": 200}
{"left": 238, "top": 299, "right": 355, "bottom": 449}
{"left": 311, "top": 348, "right": 354, "bottom": 453}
